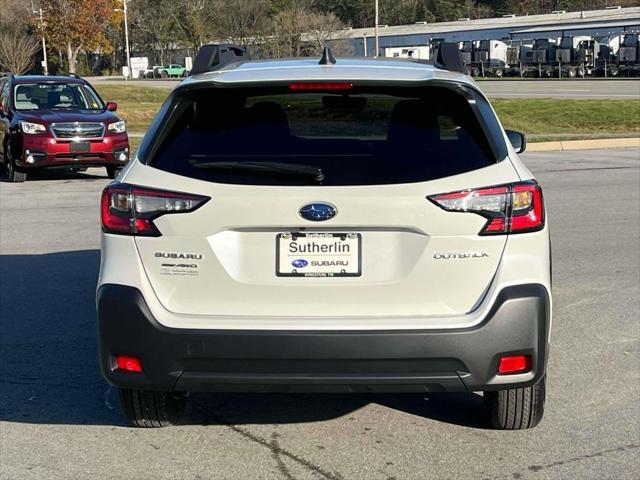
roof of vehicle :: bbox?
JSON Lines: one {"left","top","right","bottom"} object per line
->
{"left": 11, "top": 75, "right": 88, "bottom": 85}
{"left": 180, "top": 57, "right": 475, "bottom": 89}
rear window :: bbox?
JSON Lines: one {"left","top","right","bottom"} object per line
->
{"left": 148, "top": 85, "right": 503, "bottom": 186}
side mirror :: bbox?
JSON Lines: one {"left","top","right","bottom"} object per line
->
{"left": 106, "top": 101, "right": 118, "bottom": 112}
{"left": 506, "top": 129, "right": 527, "bottom": 153}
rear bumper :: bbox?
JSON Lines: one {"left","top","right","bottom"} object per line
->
{"left": 97, "top": 284, "right": 550, "bottom": 393}
{"left": 16, "top": 133, "right": 129, "bottom": 169}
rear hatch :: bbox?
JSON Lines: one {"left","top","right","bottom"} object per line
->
{"left": 124, "top": 83, "right": 519, "bottom": 318}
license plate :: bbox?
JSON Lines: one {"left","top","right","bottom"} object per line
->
{"left": 70, "top": 142, "right": 90, "bottom": 153}
{"left": 276, "top": 233, "right": 361, "bottom": 277}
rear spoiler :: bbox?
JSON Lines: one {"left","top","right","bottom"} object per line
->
{"left": 190, "top": 44, "right": 247, "bottom": 75}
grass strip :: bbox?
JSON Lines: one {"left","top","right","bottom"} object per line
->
{"left": 94, "top": 85, "right": 640, "bottom": 144}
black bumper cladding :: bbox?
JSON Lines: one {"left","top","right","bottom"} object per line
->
{"left": 97, "top": 284, "right": 550, "bottom": 393}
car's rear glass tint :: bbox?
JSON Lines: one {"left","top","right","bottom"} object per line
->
{"left": 149, "top": 86, "right": 502, "bottom": 186}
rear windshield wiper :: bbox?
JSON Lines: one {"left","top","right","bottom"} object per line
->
{"left": 192, "top": 161, "right": 325, "bottom": 182}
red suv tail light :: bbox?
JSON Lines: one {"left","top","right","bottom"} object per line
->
{"left": 428, "top": 181, "right": 544, "bottom": 235}
{"left": 101, "top": 183, "right": 209, "bottom": 236}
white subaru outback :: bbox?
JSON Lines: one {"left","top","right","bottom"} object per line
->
{"left": 97, "top": 44, "right": 551, "bottom": 429}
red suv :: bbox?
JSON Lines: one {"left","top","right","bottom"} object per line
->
{"left": 0, "top": 74, "right": 129, "bottom": 182}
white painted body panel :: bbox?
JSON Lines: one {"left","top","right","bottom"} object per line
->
{"left": 98, "top": 58, "right": 551, "bottom": 332}
{"left": 99, "top": 155, "right": 551, "bottom": 331}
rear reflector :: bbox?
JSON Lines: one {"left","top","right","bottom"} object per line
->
{"left": 101, "top": 183, "right": 209, "bottom": 236}
{"left": 428, "top": 181, "right": 544, "bottom": 235}
{"left": 498, "top": 355, "right": 532, "bottom": 375}
{"left": 117, "top": 355, "right": 143, "bottom": 373}
{"left": 289, "top": 82, "right": 353, "bottom": 92}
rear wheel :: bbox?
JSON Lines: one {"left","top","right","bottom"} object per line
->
{"left": 119, "top": 388, "right": 187, "bottom": 428}
{"left": 4, "top": 142, "right": 27, "bottom": 183}
{"left": 484, "top": 375, "right": 546, "bottom": 430}
{"left": 161, "top": 70, "right": 169, "bottom": 78}
{"left": 106, "top": 166, "right": 120, "bottom": 179}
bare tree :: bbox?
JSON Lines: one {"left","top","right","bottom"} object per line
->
{"left": 272, "top": 4, "right": 345, "bottom": 58}
{"left": 0, "top": 32, "right": 40, "bottom": 74}
{"left": 0, "top": 0, "right": 32, "bottom": 33}
{"left": 0, "top": 0, "right": 39, "bottom": 74}
{"left": 130, "top": 0, "right": 179, "bottom": 65}
{"left": 171, "top": 0, "right": 218, "bottom": 49}
{"left": 214, "top": 0, "right": 271, "bottom": 45}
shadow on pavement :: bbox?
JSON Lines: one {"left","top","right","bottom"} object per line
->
{"left": 0, "top": 168, "right": 107, "bottom": 183}
{"left": 0, "top": 249, "right": 489, "bottom": 429}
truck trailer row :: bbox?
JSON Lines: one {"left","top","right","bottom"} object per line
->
{"left": 384, "top": 33, "right": 640, "bottom": 78}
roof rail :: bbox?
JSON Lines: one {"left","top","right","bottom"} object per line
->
{"left": 190, "top": 44, "right": 247, "bottom": 75}
{"left": 432, "top": 42, "right": 465, "bottom": 74}
{"left": 68, "top": 73, "right": 81, "bottom": 79}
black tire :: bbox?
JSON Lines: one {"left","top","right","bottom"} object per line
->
{"left": 161, "top": 70, "right": 169, "bottom": 78}
{"left": 484, "top": 375, "right": 546, "bottom": 430}
{"left": 4, "top": 142, "right": 27, "bottom": 182}
{"left": 494, "top": 68, "right": 504, "bottom": 78}
{"left": 119, "top": 388, "right": 187, "bottom": 428}
{"left": 106, "top": 166, "right": 120, "bottom": 179}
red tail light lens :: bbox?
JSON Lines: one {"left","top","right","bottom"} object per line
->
{"left": 498, "top": 355, "right": 532, "bottom": 375}
{"left": 289, "top": 82, "right": 353, "bottom": 92}
{"left": 116, "top": 355, "right": 143, "bottom": 373}
{"left": 428, "top": 181, "right": 544, "bottom": 235}
{"left": 101, "top": 183, "right": 209, "bottom": 236}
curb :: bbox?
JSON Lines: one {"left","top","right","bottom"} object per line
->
{"left": 527, "top": 137, "right": 640, "bottom": 152}
{"left": 127, "top": 133, "right": 639, "bottom": 152}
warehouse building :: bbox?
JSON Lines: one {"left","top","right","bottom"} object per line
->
{"left": 326, "top": 6, "right": 640, "bottom": 56}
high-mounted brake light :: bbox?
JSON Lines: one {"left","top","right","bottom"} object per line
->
{"left": 101, "top": 183, "right": 209, "bottom": 236}
{"left": 428, "top": 181, "right": 544, "bottom": 235}
{"left": 289, "top": 82, "right": 353, "bottom": 92}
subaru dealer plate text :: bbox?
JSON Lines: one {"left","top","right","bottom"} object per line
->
{"left": 276, "top": 233, "right": 361, "bottom": 277}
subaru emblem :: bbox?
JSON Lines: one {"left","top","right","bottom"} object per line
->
{"left": 299, "top": 203, "right": 337, "bottom": 221}
{"left": 291, "top": 259, "right": 308, "bottom": 268}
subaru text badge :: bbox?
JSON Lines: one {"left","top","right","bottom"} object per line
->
{"left": 299, "top": 203, "right": 337, "bottom": 221}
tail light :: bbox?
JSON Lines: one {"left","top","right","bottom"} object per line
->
{"left": 428, "top": 181, "right": 544, "bottom": 235}
{"left": 101, "top": 183, "right": 209, "bottom": 236}
{"left": 498, "top": 355, "right": 532, "bottom": 375}
{"left": 116, "top": 355, "right": 143, "bottom": 373}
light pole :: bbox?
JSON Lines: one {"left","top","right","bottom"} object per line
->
{"left": 31, "top": 1, "right": 48, "bottom": 75}
{"left": 115, "top": 0, "right": 132, "bottom": 79}
{"left": 374, "top": 0, "right": 379, "bottom": 57}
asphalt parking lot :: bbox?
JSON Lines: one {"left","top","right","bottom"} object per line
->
{"left": 0, "top": 148, "right": 638, "bottom": 480}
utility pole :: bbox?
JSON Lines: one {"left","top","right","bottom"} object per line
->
{"left": 116, "top": 0, "right": 132, "bottom": 79}
{"left": 374, "top": 0, "right": 379, "bottom": 57}
{"left": 31, "top": 1, "right": 49, "bottom": 75}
